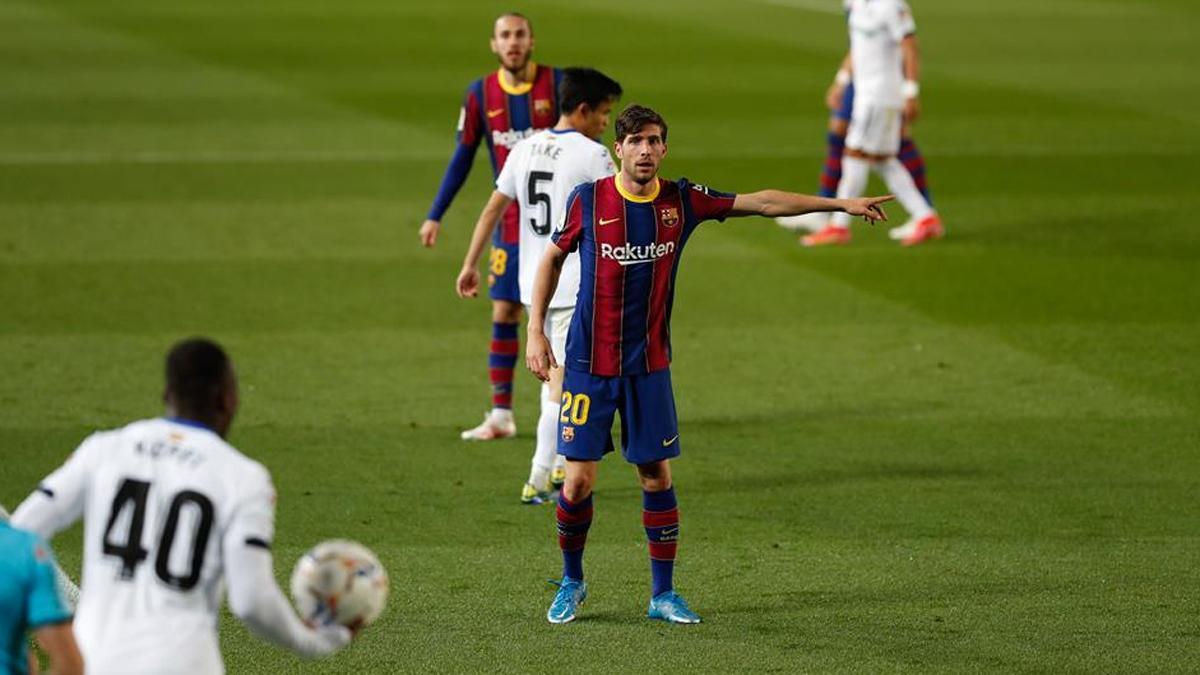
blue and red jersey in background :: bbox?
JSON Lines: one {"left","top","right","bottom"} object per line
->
{"left": 426, "top": 64, "right": 562, "bottom": 245}
{"left": 552, "top": 176, "right": 736, "bottom": 377}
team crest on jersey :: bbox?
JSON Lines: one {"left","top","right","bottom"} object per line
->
{"left": 659, "top": 206, "right": 680, "bottom": 228}
{"left": 534, "top": 98, "right": 552, "bottom": 116}
{"left": 562, "top": 426, "right": 575, "bottom": 443}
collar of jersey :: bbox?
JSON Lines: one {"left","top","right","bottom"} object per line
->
{"left": 548, "top": 128, "right": 579, "bottom": 136}
{"left": 164, "top": 416, "right": 215, "bottom": 433}
{"left": 497, "top": 63, "right": 537, "bottom": 95}
{"left": 614, "top": 175, "right": 660, "bottom": 203}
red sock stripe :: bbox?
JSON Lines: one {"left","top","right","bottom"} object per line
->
{"left": 490, "top": 339, "right": 519, "bottom": 356}
{"left": 648, "top": 541, "right": 677, "bottom": 560}
{"left": 559, "top": 534, "right": 588, "bottom": 551}
{"left": 642, "top": 508, "right": 678, "bottom": 528}
{"left": 489, "top": 368, "right": 514, "bottom": 384}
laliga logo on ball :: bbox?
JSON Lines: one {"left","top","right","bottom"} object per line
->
{"left": 291, "top": 539, "right": 390, "bottom": 631}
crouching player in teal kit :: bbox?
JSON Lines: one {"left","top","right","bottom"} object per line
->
{"left": 525, "top": 104, "right": 892, "bottom": 624}
{"left": 0, "top": 515, "right": 83, "bottom": 674}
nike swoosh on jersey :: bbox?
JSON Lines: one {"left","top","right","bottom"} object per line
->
{"left": 662, "top": 435, "right": 679, "bottom": 447}
{"left": 598, "top": 217, "right": 619, "bottom": 226}
{"left": 487, "top": 109, "right": 505, "bottom": 118}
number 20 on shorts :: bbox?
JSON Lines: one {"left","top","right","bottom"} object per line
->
{"left": 489, "top": 248, "right": 507, "bottom": 276}
{"left": 560, "top": 391, "right": 590, "bottom": 425}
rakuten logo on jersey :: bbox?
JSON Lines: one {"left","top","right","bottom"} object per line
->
{"left": 600, "top": 241, "right": 676, "bottom": 266}
{"left": 492, "top": 128, "right": 535, "bottom": 149}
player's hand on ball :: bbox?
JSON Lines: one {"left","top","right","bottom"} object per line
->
{"left": 525, "top": 331, "right": 556, "bottom": 382}
{"left": 844, "top": 195, "right": 894, "bottom": 225}
{"left": 456, "top": 266, "right": 480, "bottom": 298}
{"left": 316, "top": 624, "right": 353, "bottom": 652}
{"left": 419, "top": 219, "right": 440, "bottom": 247}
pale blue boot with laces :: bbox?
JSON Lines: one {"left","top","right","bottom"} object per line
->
{"left": 547, "top": 577, "right": 587, "bottom": 624}
{"left": 647, "top": 589, "right": 701, "bottom": 624}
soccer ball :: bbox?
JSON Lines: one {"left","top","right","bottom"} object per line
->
{"left": 290, "top": 539, "right": 389, "bottom": 629}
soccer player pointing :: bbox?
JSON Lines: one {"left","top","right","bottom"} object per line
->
{"left": 526, "top": 104, "right": 891, "bottom": 625}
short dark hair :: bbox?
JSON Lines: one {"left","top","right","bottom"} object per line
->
{"left": 166, "top": 338, "right": 231, "bottom": 411}
{"left": 615, "top": 104, "right": 668, "bottom": 143}
{"left": 558, "top": 67, "right": 622, "bottom": 115}
{"left": 494, "top": 11, "right": 532, "bottom": 36}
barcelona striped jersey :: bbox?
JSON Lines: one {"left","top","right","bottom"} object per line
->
{"left": 552, "top": 175, "right": 736, "bottom": 377}
{"left": 427, "top": 63, "right": 562, "bottom": 245}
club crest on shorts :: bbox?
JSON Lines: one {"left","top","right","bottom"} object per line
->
{"left": 561, "top": 426, "right": 575, "bottom": 443}
{"left": 534, "top": 99, "right": 552, "bottom": 116}
{"left": 659, "top": 206, "right": 679, "bottom": 228}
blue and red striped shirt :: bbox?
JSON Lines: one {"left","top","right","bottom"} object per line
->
{"left": 552, "top": 175, "right": 736, "bottom": 377}
{"left": 427, "top": 64, "right": 562, "bottom": 245}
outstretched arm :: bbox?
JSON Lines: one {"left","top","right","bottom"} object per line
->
{"left": 456, "top": 191, "right": 513, "bottom": 298}
{"left": 223, "top": 470, "right": 351, "bottom": 658}
{"left": 729, "top": 191, "right": 893, "bottom": 223}
{"left": 526, "top": 245, "right": 568, "bottom": 382}
{"left": 225, "top": 542, "right": 351, "bottom": 658}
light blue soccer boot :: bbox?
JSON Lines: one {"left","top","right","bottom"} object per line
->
{"left": 647, "top": 589, "right": 702, "bottom": 624}
{"left": 547, "top": 577, "right": 587, "bottom": 624}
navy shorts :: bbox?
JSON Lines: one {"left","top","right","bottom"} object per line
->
{"left": 487, "top": 241, "right": 520, "bottom": 302}
{"left": 558, "top": 368, "right": 680, "bottom": 465}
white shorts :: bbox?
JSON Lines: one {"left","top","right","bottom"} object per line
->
{"left": 845, "top": 100, "right": 903, "bottom": 156}
{"left": 531, "top": 305, "right": 573, "bottom": 365}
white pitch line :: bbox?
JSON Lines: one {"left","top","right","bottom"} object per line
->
{"left": 0, "top": 145, "right": 1193, "bottom": 167}
{"left": 0, "top": 149, "right": 438, "bottom": 166}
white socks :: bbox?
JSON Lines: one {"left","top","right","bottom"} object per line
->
{"left": 877, "top": 157, "right": 933, "bottom": 221}
{"left": 529, "top": 385, "right": 559, "bottom": 490}
{"left": 830, "top": 155, "right": 934, "bottom": 228}
{"left": 829, "top": 156, "right": 871, "bottom": 229}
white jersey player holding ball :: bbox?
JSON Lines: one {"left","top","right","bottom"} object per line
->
{"left": 457, "top": 67, "right": 623, "bottom": 504}
{"left": 12, "top": 338, "right": 351, "bottom": 674}
{"left": 803, "top": 0, "right": 943, "bottom": 247}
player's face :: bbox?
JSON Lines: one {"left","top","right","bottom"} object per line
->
{"left": 615, "top": 124, "right": 667, "bottom": 185}
{"left": 580, "top": 99, "right": 615, "bottom": 140}
{"left": 490, "top": 16, "right": 533, "bottom": 73}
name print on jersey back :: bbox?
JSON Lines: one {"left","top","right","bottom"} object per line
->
{"left": 495, "top": 128, "right": 617, "bottom": 309}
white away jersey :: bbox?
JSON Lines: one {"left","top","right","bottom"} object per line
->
{"left": 845, "top": 0, "right": 917, "bottom": 107}
{"left": 495, "top": 128, "right": 616, "bottom": 308}
{"left": 17, "top": 417, "right": 276, "bottom": 675}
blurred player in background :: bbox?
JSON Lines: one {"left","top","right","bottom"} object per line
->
{"left": 776, "top": 79, "right": 932, "bottom": 238}
{"left": 457, "top": 67, "right": 622, "bottom": 504}
{"left": 12, "top": 338, "right": 351, "bottom": 674}
{"left": 526, "top": 104, "right": 891, "bottom": 624}
{"left": 419, "top": 12, "right": 563, "bottom": 441}
{"left": 0, "top": 517, "right": 82, "bottom": 675}
{"left": 800, "top": 0, "right": 943, "bottom": 247}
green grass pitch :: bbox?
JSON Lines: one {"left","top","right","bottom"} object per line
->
{"left": 2, "top": 0, "right": 1198, "bottom": 672}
